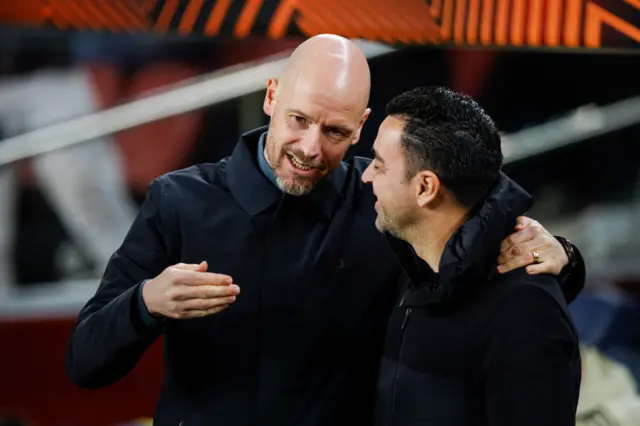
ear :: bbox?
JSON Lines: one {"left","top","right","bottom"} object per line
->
{"left": 415, "top": 171, "right": 440, "bottom": 207}
{"left": 351, "top": 108, "right": 371, "bottom": 145}
{"left": 263, "top": 78, "right": 279, "bottom": 117}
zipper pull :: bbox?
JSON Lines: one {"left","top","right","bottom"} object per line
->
{"left": 401, "top": 308, "right": 412, "bottom": 331}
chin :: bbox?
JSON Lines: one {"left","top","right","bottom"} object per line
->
{"left": 376, "top": 215, "right": 403, "bottom": 239}
{"left": 276, "top": 176, "right": 315, "bottom": 196}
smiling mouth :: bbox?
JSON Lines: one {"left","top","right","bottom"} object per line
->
{"left": 286, "top": 153, "right": 319, "bottom": 172}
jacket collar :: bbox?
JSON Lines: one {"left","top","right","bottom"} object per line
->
{"left": 227, "top": 126, "right": 348, "bottom": 217}
{"left": 388, "top": 172, "right": 533, "bottom": 308}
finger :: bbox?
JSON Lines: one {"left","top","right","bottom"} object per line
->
{"left": 497, "top": 249, "right": 526, "bottom": 266}
{"left": 497, "top": 252, "right": 534, "bottom": 274}
{"left": 176, "top": 271, "right": 233, "bottom": 286}
{"left": 178, "top": 284, "right": 240, "bottom": 300}
{"left": 500, "top": 240, "right": 551, "bottom": 263}
{"left": 172, "top": 262, "right": 207, "bottom": 272}
{"left": 500, "top": 226, "right": 538, "bottom": 253}
{"left": 191, "top": 271, "right": 234, "bottom": 286}
{"left": 525, "top": 263, "right": 561, "bottom": 276}
{"left": 499, "top": 244, "right": 524, "bottom": 261}
{"left": 176, "top": 305, "right": 230, "bottom": 319}
{"left": 498, "top": 245, "right": 560, "bottom": 273}
{"left": 182, "top": 295, "right": 237, "bottom": 311}
{"left": 514, "top": 216, "right": 534, "bottom": 230}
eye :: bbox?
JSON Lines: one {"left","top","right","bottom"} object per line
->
{"left": 326, "top": 127, "right": 349, "bottom": 141}
{"left": 292, "top": 115, "right": 307, "bottom": 125}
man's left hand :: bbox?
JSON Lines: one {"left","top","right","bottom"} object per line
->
{"left": 497, "top": 216, "right": 569, "bottom": 275}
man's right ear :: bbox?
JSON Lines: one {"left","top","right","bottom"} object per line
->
{"left": 263, "top": 78, "right": 279, "bottom": 116}
{"left": 352, "top": 108, "right": 372, "bottom": 145}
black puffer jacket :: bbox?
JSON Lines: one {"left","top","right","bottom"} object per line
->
{"left": 375, "top": 172, "right": 582, "bottom": 426}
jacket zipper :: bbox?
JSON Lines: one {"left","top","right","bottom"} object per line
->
{"left": 389, "top": 305, "right": 412, "bottom": 426}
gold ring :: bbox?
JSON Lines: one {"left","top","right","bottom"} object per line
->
{"left": 532, "top": 250, "right": 541, "bottom": 264}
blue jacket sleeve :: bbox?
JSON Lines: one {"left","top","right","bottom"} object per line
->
{"left": 66, "top": 179, "right": 171, "bottom": 389}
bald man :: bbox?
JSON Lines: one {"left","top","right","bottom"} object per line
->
{"left": 66, "top": 35, "right": 585, "bottom": 426}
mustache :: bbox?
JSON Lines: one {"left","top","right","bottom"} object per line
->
{"left": 283, "top": 148, "right": 328, "bottom": 171}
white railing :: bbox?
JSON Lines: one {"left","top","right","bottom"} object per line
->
{"left": 1, "top": 38, "right": 638, "bottom": 167}
{"left": 0, "top": 40, "right": 396, "bottom": 167}
{"left": 501, "top": 97, "right": 640, "bottom": 163}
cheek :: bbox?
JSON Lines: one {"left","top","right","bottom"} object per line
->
{"left": 269, "top": 127, "right": 297, "bottom": 153}
{"left": 373, "top": 180, "right": 391, "bottom": 204}
{"left": 376, "top": 180, "right": 406, "bottom": 210}
{"left": 271, "top": 110, "right": 293, "bottom": 137}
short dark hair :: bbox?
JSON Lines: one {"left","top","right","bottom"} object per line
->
{"left": 386, "top": 86, "right": 503, "bottom": 208}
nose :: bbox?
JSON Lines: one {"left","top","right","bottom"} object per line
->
{"left": 298, "top": 126, "right": 323, "bottom": 158}
{"left": 362, "top": 161, "right": 374, "bottom": 183}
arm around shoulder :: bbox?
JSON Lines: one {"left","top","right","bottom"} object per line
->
{"left": 66, "top": 178, "right": 173, "bottom": 389}
{"left": 481, "top": 277, "right": 581, "bottom": 426}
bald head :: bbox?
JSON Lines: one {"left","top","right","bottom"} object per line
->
{"left": 262, "top": 35, "right": 373, "bottom": 196}
{"left": 279, "top": 34, "right": 371, "bottom": 113}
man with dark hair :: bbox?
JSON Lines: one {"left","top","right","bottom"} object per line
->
{"left": 387, "top": 87, "right": 503, "bottom": 210}
{"left": 365, "top": 86, "right": 581, "bottom": 426}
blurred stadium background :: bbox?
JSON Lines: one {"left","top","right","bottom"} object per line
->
{"left": 0, "top": 0, "right": 639, "bottom": 425}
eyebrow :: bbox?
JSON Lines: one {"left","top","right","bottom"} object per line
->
{"left": 288, "top": 109, "right": 354, "bottom": 135}
{"left": 325, "top": 124, "right": 354, "bottom": 135}
{"left": 371, "top": 148, "right": 385, "bottom": 164}
{"left": 287, "top": 109, "right": 310, "bottom": 119}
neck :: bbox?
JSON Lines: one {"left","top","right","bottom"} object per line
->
{"left": 404, "top": 206, "right": 469, "bottom": 272}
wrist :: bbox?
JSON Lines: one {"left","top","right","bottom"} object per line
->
{"left": 555, "top": 236, "right": 577, "bottom": 281}
{"left": 141, "top": 279, "right": 160, "bottom": 317}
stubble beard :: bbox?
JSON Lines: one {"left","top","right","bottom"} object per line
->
{"left": 375, "top": 206, "right": 419, "bottom": 242}
{"left": 264, "top": 139, "right": 315, "bottom": 197}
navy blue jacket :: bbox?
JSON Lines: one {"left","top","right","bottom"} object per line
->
{"left": 66, "top": 128, "right": 585, "bottom": 426}
{"left": 375, "top": 173, "right": 582, "bottom": 426}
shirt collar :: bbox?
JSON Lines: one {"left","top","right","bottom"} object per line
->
{"left": 256, "top": 132, "right": 279, "bottom": 186}
{"left": 227, "top": 126, "right": 348, "bottom": 218}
